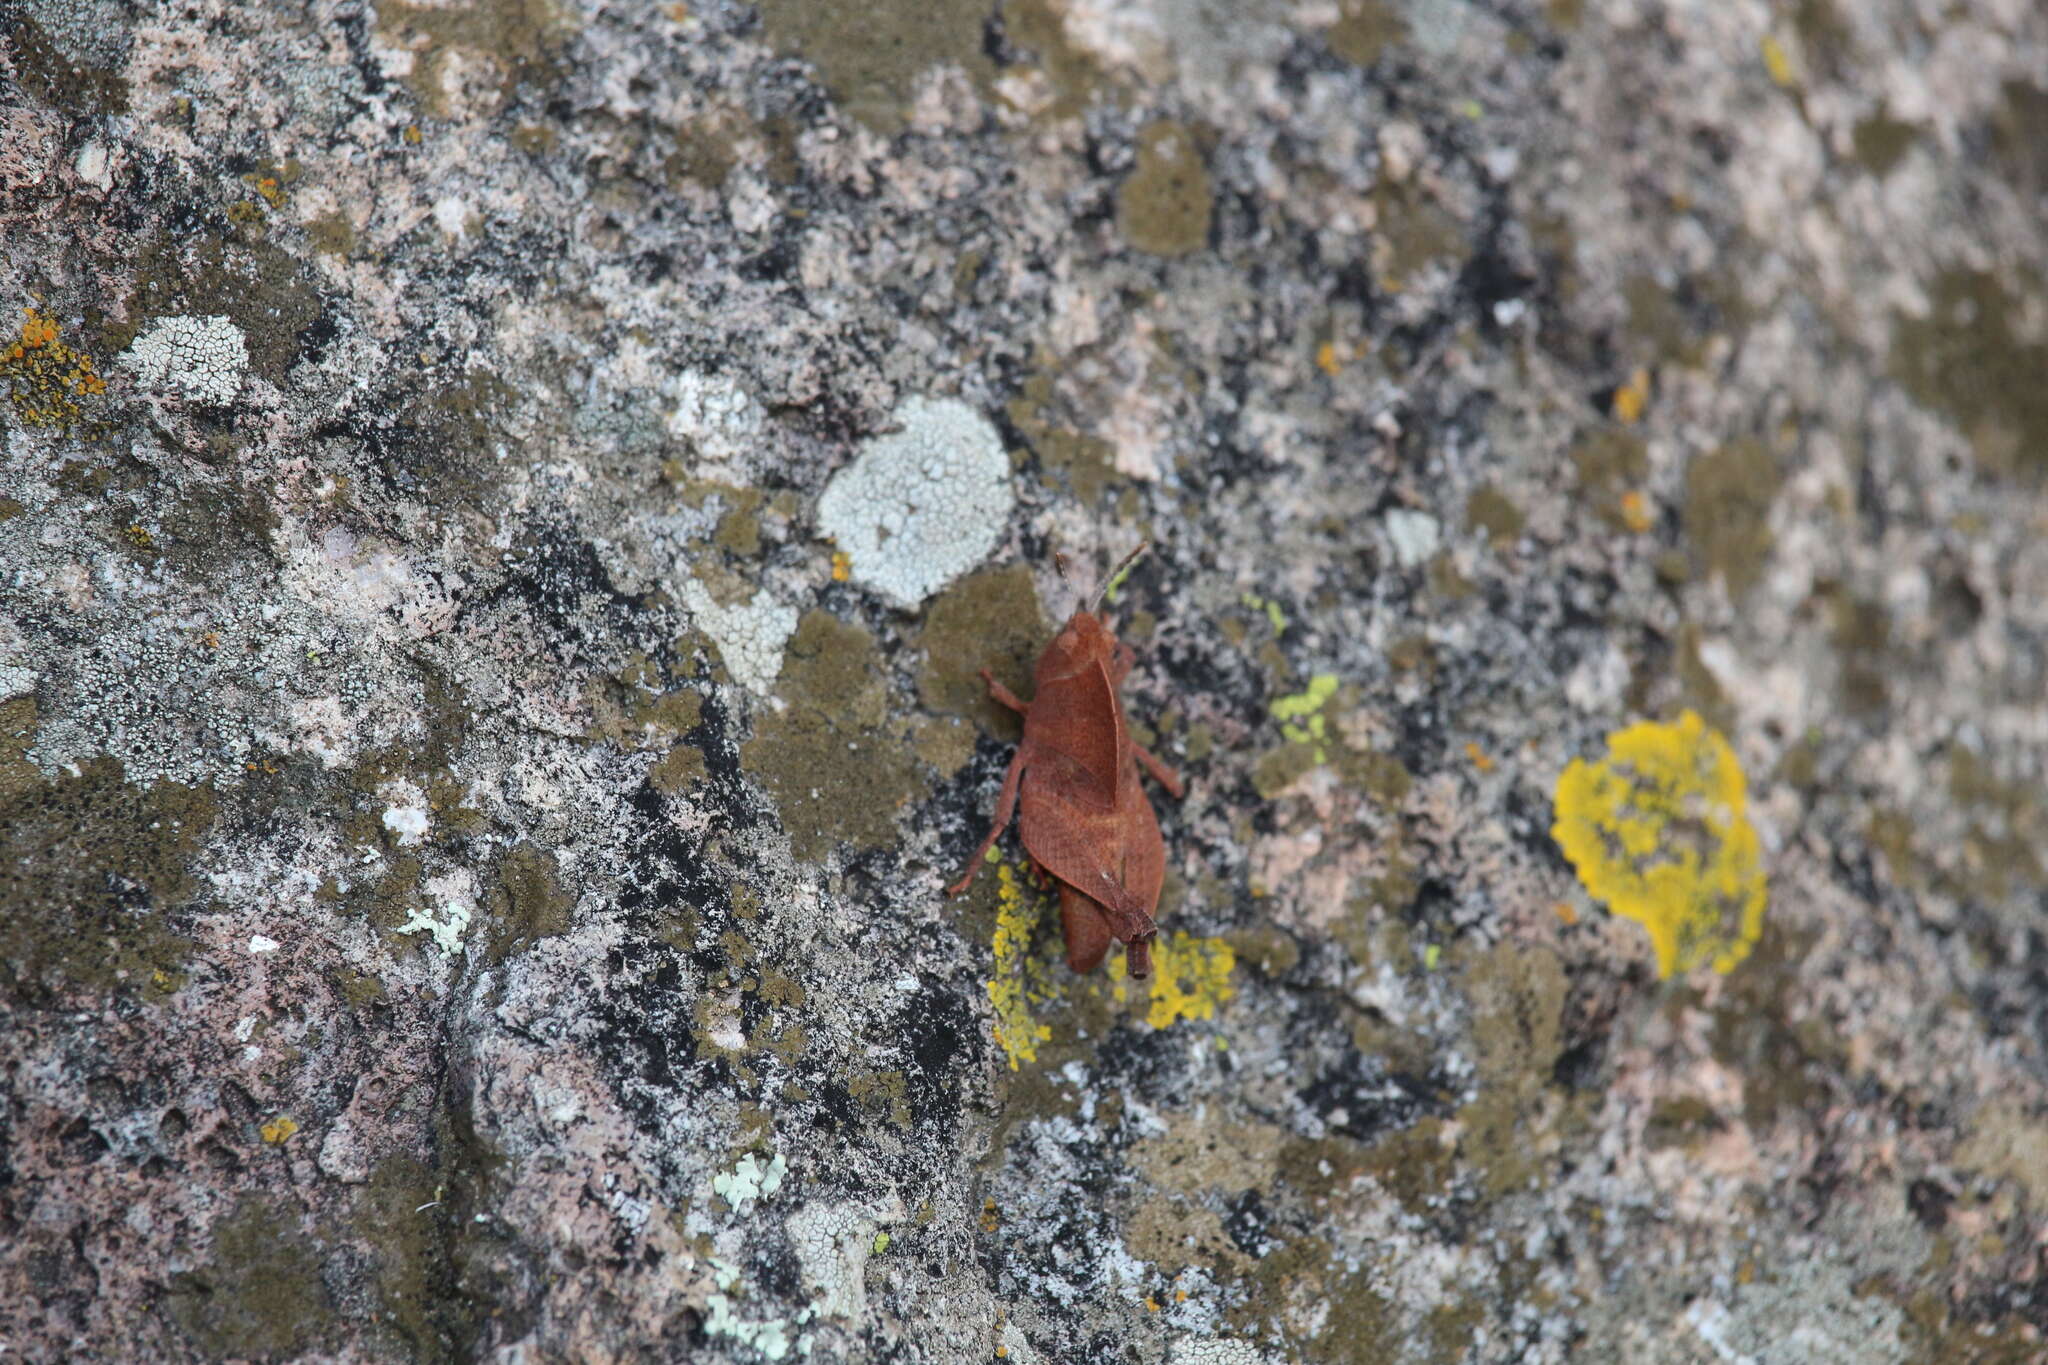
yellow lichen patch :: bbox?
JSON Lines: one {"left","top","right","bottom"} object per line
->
{"left": 1761, "top": 33, "right": 1796, "bottom": 88}
{"left": 3, "top": 308, "right": 106, "bottom": 432}
{"left": 986, "top": 860, "right": 1055, "bottom": 1070}
{"left": 830, "top": 549, "right": 851, "bottom": 582}
{"left": 1612, "top": 366, "right": 1650, "bottom": 423}
{"left": 1619, "top": 489, "right": 1654, "bottom": 534}
{"left": 1550, "top": 710, "right": 1767, "bottom": 977}
{"left": 1110, "top": 932, "right": 1237, "bottom": 1029}
{"left": 1316, "top": 340, "right": 1342, "bottom": 376}
{"left": 1270, "top": 673, "right": 1340, "bottom": 760}
{"left": 259, "top": 1116, "right": 299, "bottom": 1144}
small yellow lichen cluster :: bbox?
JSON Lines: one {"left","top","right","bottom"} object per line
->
{"left": 3, "top": 308, "right": 106, "bottom": 432}
{"left": 1271, "top": 673, "right": 1340, "bottom": 762}
{"left": 1551, "top": 710, "right": 1767, "bottom": 977}
{"left": 1110, "top": 931, "right": 1238, "bottom": 1030}
{"left": 986, "top": 858, "right": 1054, "bottom": 1070}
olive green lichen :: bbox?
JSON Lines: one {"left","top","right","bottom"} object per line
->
{"left": 996, "top": 0, "right": 1108, "bottom": 121}
{"left": 1117, "top": 122, "right": 1213, "bottom": 258}
{"left": 1570, "top": 429, "right": 1649, "bottom": 531}
{"left": 1466, "top": 484, "right": 1525, "bottom": 546}
{"left": 1008, "top": 369, "right": 1118, "bottom": 504}
{"left": 742, "top": 610, "right": 923, "bottom": 861}
{"left": 1372, "top": 179, "right": 1469, "bottom": 289}
{"left": 376, "top": 0, "right": 574, "bottom": 120}
{"left": 1684, "top": 438, "right": 1779, "bottom": 598}
{"left": 481, "top": 842, "right": 573, "bottom": 964}
{"left": 0, "top": 754, "right": 217, "bottom": 1006}
{"left": 1852, "top": 107, "right": 1918, "bottom": 178}
{"left": 1889, "top": 267, "right": 2048, "bottom": 479}
{"left": 164, "top": 1196, "right": 334, "bottom": 1359}
{"left": 1708, "top": 925, "right": 1837, "bottom": 1127}
{"left": 10, "top": 16, "right": 130, "bottom": 116}
{"left": 1328, "top": 0, "right": 1408, "bottom": 66}
{"left": 1455, "top": 941, "right": 1567, "bottom": 1197}
{"left": 755, "top": 0, "right": 994, "bottom": 133}
{"left": 914, "top": 565, "right": 1047, "bottom": 740}
{"left": 107, "top": 233, "right": 321, "bottom": 385}
{"left": 350, "top": 1101, "right": 516, "bottom": 1365}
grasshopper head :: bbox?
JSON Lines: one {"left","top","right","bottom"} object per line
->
{"left": 1035, "top": 610, "right": 1117, "bottom": 687}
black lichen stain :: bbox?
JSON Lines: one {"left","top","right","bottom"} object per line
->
{"left": 741, "top": 609, "right": 923, "bottom": 862}
{"left": 914, "top": 564, "right": 1047, "bottom": 741}
{"left": 163, "top": 1196, "right": 334, "bottom": 1360}
{"left": 1118, "top": 122, "right": 1214, "bottom": 259}
{"left": 1889, "top": 267, "right": 2048, "bottom": 480}
{"left": 0, "top": 741, "right": 217, "bottom": 1008}
{"left": 1683, "top": 437, "right": 1778, "bottom": 598}
{"left": 755, "top": 0, "right": 995, "bottom": 134}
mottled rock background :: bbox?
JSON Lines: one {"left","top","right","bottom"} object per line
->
{"left": 3, "top": 0, "right": 2046, "bottom": 1361}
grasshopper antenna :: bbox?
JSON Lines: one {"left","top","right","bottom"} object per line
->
{"left": 1091, "top": 542, "right": 1151, "bottom": 614}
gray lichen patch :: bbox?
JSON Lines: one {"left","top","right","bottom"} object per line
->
{"left": 816, "top": 396, "right": 1016, "bottom": 610}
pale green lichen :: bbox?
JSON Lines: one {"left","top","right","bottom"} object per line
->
{"left": 711, "top": 1150, "right": 787, "bottom": 1211}
{"left": 394, "top": 898, "right": 470, "bottom": 955}
{"left": 1270, "top": 673, "right": 1340, "bottom": 759}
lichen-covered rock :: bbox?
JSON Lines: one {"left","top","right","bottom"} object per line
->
{"left": 3, "top": 0, "right": 2047, "bottom": 1361}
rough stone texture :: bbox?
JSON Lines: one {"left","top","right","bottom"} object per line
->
{"left": 2, "top": 1, "right": 2046, "bottom": 1362}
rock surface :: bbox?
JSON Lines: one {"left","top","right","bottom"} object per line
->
{"left": 3, "top": 1, "right": 2046, "bottom": 1361}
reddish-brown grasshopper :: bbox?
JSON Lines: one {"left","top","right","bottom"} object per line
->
{"left": 947, "top": 545, "right": 1184, "bottom": 978}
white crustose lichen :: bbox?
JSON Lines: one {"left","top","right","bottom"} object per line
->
{"left": 816, "top": 395, "right": 1014, "bottom": 609}
{"left": 124, "top": 314, "right": 250, "bottom": 406}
